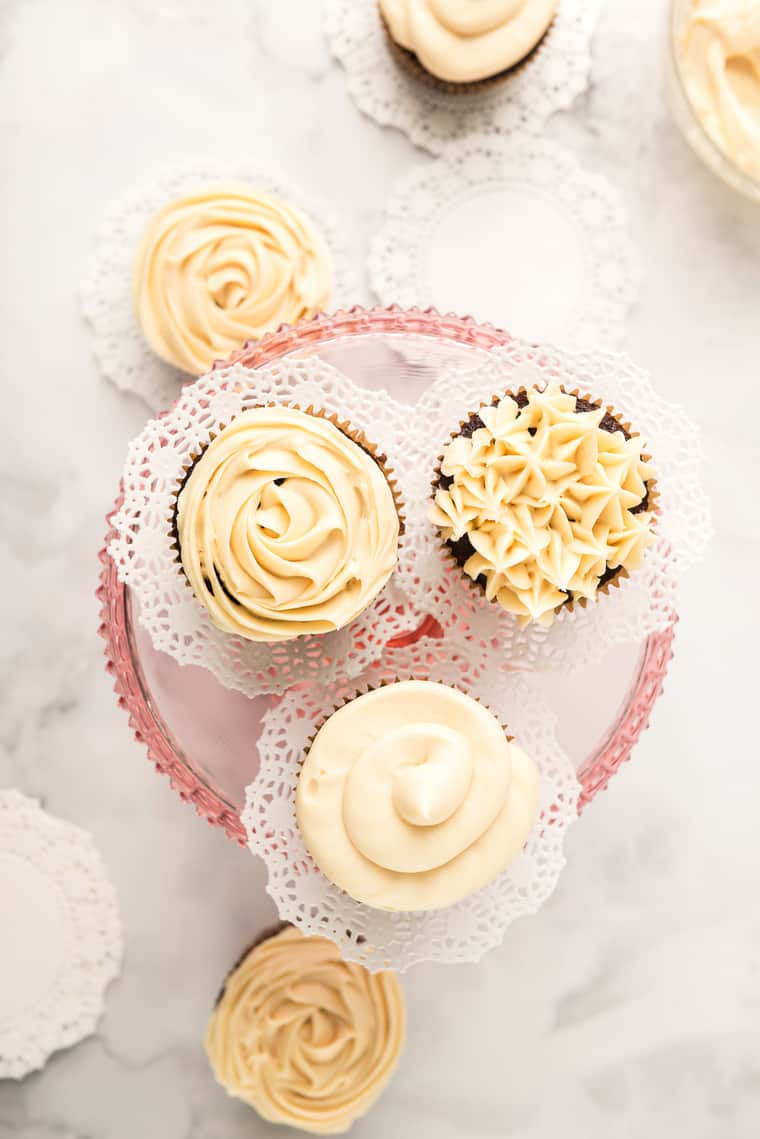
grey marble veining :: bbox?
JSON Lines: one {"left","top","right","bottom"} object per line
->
{"left": 1, "top": 0, "right": 759, "bottom": 1136}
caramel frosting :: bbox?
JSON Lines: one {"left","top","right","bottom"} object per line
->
{"left": 133, "top": 184, "right": 333, "bottom": 374}
{"left": 205, "top": 927, "right": 405, "bottom": 1134}
{"left": 679, "top": 0, "right": 760, "bottom": 181}
{"left": 379, "top": 0, "right": 558, "bottom": 83}
{"left": 177, "top": 407, "right": 399, "bottom": 642}
{"left": 429, "top": 384, "right": 656, "bottom": 626}
{"left": 296, "top": 681, "right": 539, "bottom": 911}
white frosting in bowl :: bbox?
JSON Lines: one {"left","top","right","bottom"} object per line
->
{"left": 679, "top": 0, "right": 760, "bottom": 181}
{"left": 296, "top": 680, "right": 539, "bottom": 911}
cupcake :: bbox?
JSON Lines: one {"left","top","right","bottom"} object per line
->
{"left": 378, "top": 0, "right": 559, "bottom": 85}
{"left": 175, "top": 405, "right": 401, "bottom": 643}
{"left": 429, "top": 383, "right": 657, "bottom": 626}
{"left": 296, "top": 680, "right": 539, "bottom": 911}
{"left": 205, "top": 925, "right": 405, "bottom": 1134}
{"left": 133, "top": 184, "right": 333, "bottom": 374}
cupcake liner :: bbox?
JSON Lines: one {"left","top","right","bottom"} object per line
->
{"left": 108, "top": 358, "right": 421, "bottom": 698}
{"left": 326, "top": 0, "right": 603, "bottom": 154}
{"left": 81, "top": 158, "right": 362, "bottom": 412}
{"left": 430, "top": 384, "right": 660, "bottom": 623}
{"left": 398, "top": 343, "right": 710, "bottom": 674}
{"left": 243, "top": 636, "right": 579, "bottom": 971}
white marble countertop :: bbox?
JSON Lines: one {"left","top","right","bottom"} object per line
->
{"left": 1, "top": 0, "right": 759, "bottom": 1136}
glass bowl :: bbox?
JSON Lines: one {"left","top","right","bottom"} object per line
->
{"left": 667, "top": 0, "right": 760, "bottom": 203}
{"left": 98, "top": 306, "right": 676, "bottom": 844}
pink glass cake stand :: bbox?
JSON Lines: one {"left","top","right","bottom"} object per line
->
{"left": 98, "top": 307, "right": 676, "bottom": 845}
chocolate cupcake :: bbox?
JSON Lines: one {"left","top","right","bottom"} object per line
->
{"left": 175, "top": 405, "right": 402, "bottom": 643}
{"left": 379, "top": 0, "right": 558, "bottom": 87}
{"left": 429, "top": 383, "right": 657, "bottom": 626}
{"left": 133, "top": 184, "right": 333, "bottom": 375}
{"left": 205, "top": 925, "right": 405, "bottom": 1135}
{"left": 296, "top": 680, "right": 539, "bottom": 911}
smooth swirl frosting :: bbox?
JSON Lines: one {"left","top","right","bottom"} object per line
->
{"left": 205, "top": 927, "right": 405, "bottom": 1134}
{"left": 177, "top": 407, "right": 399, "bottom": 642}
{"left": 679, "top": 0, "right": 760, "bottom": 181}
{"left": 133, "top": 184, "right": 333, "bottom": 374}
{"left": 379, "top": 0, "right": 558, "bottom": 82}
{"left": 296, "top": 681, "right": 539, "bottom": 911}
{"left": 429, "top": 384, "right": 656, "bottom": 626}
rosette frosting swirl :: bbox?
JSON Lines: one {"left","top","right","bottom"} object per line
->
{"left": 177, "top": 407, "right": 400, "bottom": 642}
{"left": 296, "top": 681, "right": 539, "bottom": 911}
{"left": 205, "top": 926, "right": 405, "bottom": 1134}
{"left": 679, "top": 0, "right": 760, "bottom": 181}
{"left": 379, "top": 0, "right": 558, "bottom": 82}
{"left": 429, "top": 384, "right": 656, "bottom": 626}
{"left": 133, "top": 184, "right": 333, "bottom": 374}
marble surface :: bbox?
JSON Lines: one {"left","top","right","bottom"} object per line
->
{"left": 1, "top": 0, "right": 759, "bottom": 1136}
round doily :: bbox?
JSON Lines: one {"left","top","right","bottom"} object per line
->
{"left": 399, "top": 343, "right": 711, "bottom": 672}
{"left": 242, "top": 638, "right": 579, "bottom": 971}
{"left": 0, "top": 791, "right": 123, "bottom": 1079}
{"left": 108, "top": 357, "right": 423, "bottom": 698}
{"left": 81, "top": 159, "right": 360, "bottom": 412}
{"left": 369, "top": 135, "right": 639, "bottom": 349}
{"left": 325, "top": 0, "right": 603, "bottom": 154}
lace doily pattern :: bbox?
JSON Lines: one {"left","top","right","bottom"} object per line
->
{"left": 242, "top": 639, "right": 579, "bottom": 971}
{"left": 108, "top": 358, "right": 423, "bottom": 698}
{"left": 325, "top": 0, "right": 603, "bottom": 154}
{"left": 0, "top": 791, "right": 123, "bottom": 1079}
{"left": 369, "top": 135, "right": 640, "bottom": 349}
{"left": 81, "top": 159, "right": 360, "bottom": 411}
{"left": 110, "top": 331, "right": 706, "bottom": 691}
{"left": 398, "top": 343, "right": 711, "bottom": 672}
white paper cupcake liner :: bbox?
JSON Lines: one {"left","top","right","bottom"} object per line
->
{"left": 398, "top": 343, "right": 711, "bottom": 672}
{"left": 0, "top": 791, "right": 123, "bottom": 1079}
{"left": 369, "top": 135, "right": 640, "bottom": 350}
{"left": 325, "top": 0, "right": 603, "bottom": 154}
{"left": 242, "top": 637, "right": 579, "bottom": 972}
{"left": 108, "top": 358, "right": 422, "bottom": 698}
{"left": 81, "top": 158, "right": 361, "bottom": 412}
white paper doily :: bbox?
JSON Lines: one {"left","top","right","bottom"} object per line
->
{"left": 242, "top": 638, "right": 579, "bottom": 971}
{"left": 398, "top": 343, "right": 711, "bottom": 672}
{"left": 81, "top": 159, "right": 360, "bottom": 412}
{"left": 108, "top": 358, "right": 422, "bottom": 698}
{"left": 0, "top": 791, "right": 123, "bottom": 1079}
{"left": 369, "top": 135, "right": 639, "bottom": 349}
{"left": 325, "top": 0, "right": 603, "bottom": 154}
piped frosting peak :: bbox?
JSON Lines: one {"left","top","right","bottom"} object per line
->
{"left": 178, "top": 406, "right": 399, "bottom": 642}
{"left": 296, "top": 680, "right": 539, "bottom": 912}
{"left": 379, "top": 0, "right": 558, "bottom": 83}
